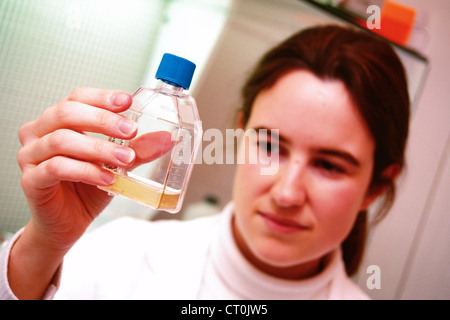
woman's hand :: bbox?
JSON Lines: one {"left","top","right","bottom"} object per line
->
{"left": 9, "top": 87, "right": 172, "bottom": 299}
{"left": 16, "top": 87, "right": 139, "bottom": 251}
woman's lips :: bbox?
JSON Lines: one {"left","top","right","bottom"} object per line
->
{"left": 258, "top": 211, "right": 310, "bottom": 234}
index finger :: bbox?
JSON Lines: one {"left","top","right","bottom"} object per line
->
{"left": 63, "top": 87, "right": 132, "bottom": 111}
{"left": 19, "top": 88, "right": 136, "bottom": 145}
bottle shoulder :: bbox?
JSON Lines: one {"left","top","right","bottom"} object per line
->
{"left": 129, "top": 86, "right": 200, "bottom": 124}
{"left": 136, "top": 85, "right": 191, "bottom": 99}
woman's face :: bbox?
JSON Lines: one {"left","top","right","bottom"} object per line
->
{"left": 232, "top": 70, "right": 377, "bottom": 279}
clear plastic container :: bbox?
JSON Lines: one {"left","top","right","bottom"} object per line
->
{"left": 98, "top": 53, "right": 202, "bottom": 213}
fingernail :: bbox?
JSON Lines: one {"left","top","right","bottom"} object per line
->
{"left": 111, "top": 93, "right": 131, "bottom": 107}
{"left": 115, "top": 147, "right": 135, "bottom": 164}
{"left": 101, "top": 171, "right": 116, "bottom": 185}
{"left": 118, "top": 118, "right": 137, "bottom": 135}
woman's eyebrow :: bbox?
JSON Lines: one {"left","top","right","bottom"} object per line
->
{"left": 253, "top": 127, "right": 288, "bottom": 143}
{"left": 316, "top": 149, "right": 361, "bottom": 167}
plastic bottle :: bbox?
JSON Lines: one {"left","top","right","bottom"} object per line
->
{"left": 98, "top": 53, "right": 202, "bottom": 213}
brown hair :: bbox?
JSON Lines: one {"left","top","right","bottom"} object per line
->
{"left": 240, "top": 25, "right": 410, "bottom": 276}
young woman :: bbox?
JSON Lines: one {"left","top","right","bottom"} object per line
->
{"left": 1, "top": 25, "right": 409, "bottom": 299}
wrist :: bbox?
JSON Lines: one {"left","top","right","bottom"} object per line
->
{"left": 7, "top": 222, "right": 67, "bottom": 300}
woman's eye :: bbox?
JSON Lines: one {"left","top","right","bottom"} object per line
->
{"left": 315, "top": 159, "right": 345, "bottom": 174}
{"left": 258, "top": 141, "right": 272, "bottom": 153}
{"left": 257, "top": 141, "right": 284, "bottom": 157}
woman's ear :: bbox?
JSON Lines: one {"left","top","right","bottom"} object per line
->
{"left": 360, "top": 163, "right": 401, "bottom": 211}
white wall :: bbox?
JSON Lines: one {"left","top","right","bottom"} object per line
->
{"left": 355, "top": 0, "right": 450, "bottom": 299}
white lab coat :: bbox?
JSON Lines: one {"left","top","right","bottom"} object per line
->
{"left": 0, "top": 203, "right": 370, "bottom": 300}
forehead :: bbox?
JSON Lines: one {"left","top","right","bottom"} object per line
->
{"left": 248, "top": 70, "right": 374, "bottom": 156}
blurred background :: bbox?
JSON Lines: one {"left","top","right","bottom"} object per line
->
{"left": 0, "top": 0, "right": 448, "bottom": 299}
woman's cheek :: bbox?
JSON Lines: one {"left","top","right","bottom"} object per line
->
{"left": 314, "top": 182, "right": 363, "bottom": 237}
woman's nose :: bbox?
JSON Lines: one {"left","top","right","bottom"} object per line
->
{"left": 270, "top": 158, "right": 307, "bottom": 208}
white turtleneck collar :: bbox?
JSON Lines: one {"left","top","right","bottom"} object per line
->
{"left": 198, "top": 203, "right": 362, "bottom": 300}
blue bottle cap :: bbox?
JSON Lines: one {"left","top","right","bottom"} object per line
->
{"left": 155, "top": 53, "right": 196, "bottom": 90}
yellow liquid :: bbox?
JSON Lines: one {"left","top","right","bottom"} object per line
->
{"left": 101, "top": 174, "right": 181, "bottom": 211}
